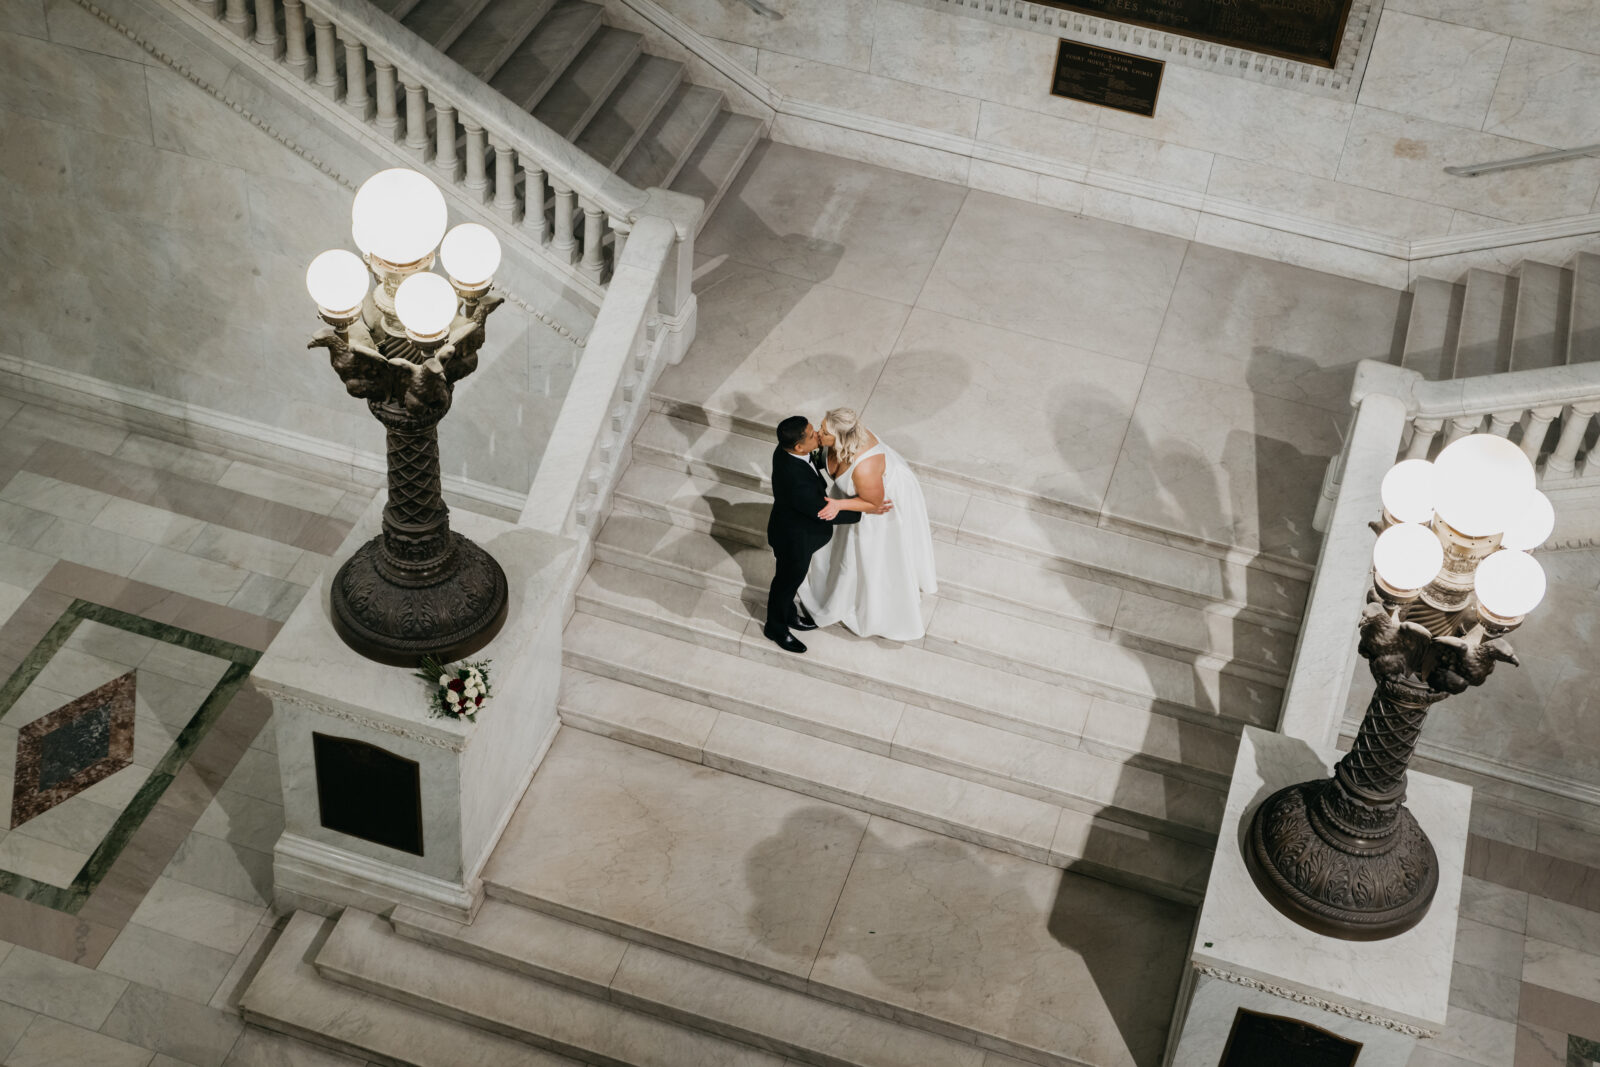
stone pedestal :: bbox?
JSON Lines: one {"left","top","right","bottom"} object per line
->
{"left": 255, "top": 499, "right": 574, "bottom": 921}
{"left": 1164, "top": 726, "right": 1468, "bottom": 1067}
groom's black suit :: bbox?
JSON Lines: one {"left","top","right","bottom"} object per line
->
{"left": 765, "top": 446, "right": 861, "bottom": 638}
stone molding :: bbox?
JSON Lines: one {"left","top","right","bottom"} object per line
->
{"left": 1193, "top": 963, "right": 1439, "bottom": 1038}
{"left": 261, "top": 686, "right": 468, "bottom": 752}
{"left": 275, "top": 831, "right": 481, "bottom": 920}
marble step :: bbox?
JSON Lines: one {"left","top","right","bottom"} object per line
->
{"left": 1570, "top": 251, "right": 1600, "bottom": 365}
{"left": 575, "top": 55, "right": 684, "bottom": 170}
{"left": 1510, "top": 261, "right": 1572, "bottom": 373}
{"left": 670, "top": 110, "right": 765, "bottom": 234}
{"left": 1453, "top": 268, "right": 1516, "bottom": 379}
{"left": 619, "top": 83, "right": 725, "bottom": 191}
{"left": 489, "top": 0, "right": 604, "bottom": 113}
{"left": 625, "top": 411, "right": 1309, "bottom": 625}
{"left": 1400, "top": 277, "right": 1463, "bottom": 382}
{"left": 239, "top": 912, "right": 584, "bottom": 1066}
{"left": 391, "top": 899, "right": 991, "bottom": 1067}
{"left": 446, "top": 0, "right": 557, "bottom": 83}
{"left": 402, "top": 0, "right": 495, "bottom": 54}
{"left": 531, "top": 27, "right": 644, "bottom": 141}
{"left": 593, "top": 510, "right": 1296, "bottom": 681}
{"left": 483, "top": 727, "right": 1198, "bottom": 1067}
{"left": 315, "top": 908, "right": 791, "bottom": 1066}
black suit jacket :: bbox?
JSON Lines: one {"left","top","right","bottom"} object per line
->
{"left": 766, "top": 446, "right": 860, "bottom": 558}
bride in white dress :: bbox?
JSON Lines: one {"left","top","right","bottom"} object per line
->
{"left": 799, "top": 408, "right": 938, "bottom": 642}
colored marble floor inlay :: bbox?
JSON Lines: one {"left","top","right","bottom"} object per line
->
{"left": 0, "top": 599, "right": 260, "bottom": 913}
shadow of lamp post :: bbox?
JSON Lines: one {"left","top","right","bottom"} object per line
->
{"left": 303, "top": 168, "right": 509, "bottom": 666}
{"left": 1246, "top": 433, "right": 1552, "bottom": 939}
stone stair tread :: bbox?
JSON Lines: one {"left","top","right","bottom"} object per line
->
{"left": 619, "top": 83, "right": 726, "bottom": 190}
{"left": 560, "top": 665, "right": 723, "bottom": 759}
{"left": 316, "top": 909, "right": 785, "bottom": 1066}
{"left": 1399, "top": 277, "right": 1462, "bottom": 382}
{"left": 532, "top": 27, "right": 644, "bottom": 141}
{"left": 1571, "top": 251, "right": 1600, "bottom": 365}
{"left": 575, "top": 54, "right": 684, "bottom": 170}
{"left": 488, "top": 0, "right": 604, "bottom": 112}
{"left": 393, "top": 899, "right": 989, "bottom": 1067}
{"left": 240, "top": 912, "right": 583, "bottom": 1066}
{"left": 1510, "top": 260, "right": 1571, "bottom": 373}
{"left": 671, "top": 110, "right": 765, "bottom": 231}
{"left": 1453, "top": 268, "right": 1516, "bottom": 379}
{"left": 402, "top": 0, "right": 494, "bottom": 52}
{"left": 446, "top": 0, "right": 557, "bottom": 82}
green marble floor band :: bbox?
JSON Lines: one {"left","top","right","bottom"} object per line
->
{"left": 0, "top": 598, "right": 262, "bottom": 914}
{"left": 1572, "top": 1035, "right": 1600, "bottom": 1066}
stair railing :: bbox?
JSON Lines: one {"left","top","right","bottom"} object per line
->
{"left": 1281, "top": 358, "right": 1600, "bottom": 750}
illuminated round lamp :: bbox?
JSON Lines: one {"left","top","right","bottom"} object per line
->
{"left": 1474, "top": 549, "right": 1546, "bottom": 624}
{"left": 1380, "top": 459, "right": 1437, "bottom": 526}
{"left": 1371, "top": 521, "right": 1444, "bottom": 599}
{"left": 394, "top": 271, "right": 458, "bottom": 343}
{"left": 351, "top": 169, "right": 448, "bottom": 269}
{"left": 440, "top": 223, "right": 501, "bottom": 293}
{"left": 305, "top": 249, "right": 369, "bottom": 324}
{"left": 1500, "top": 490, "right": 1555, "bottom": 552}
{"left": 1431, "top": 434, "right": 1535, "bottom": 537}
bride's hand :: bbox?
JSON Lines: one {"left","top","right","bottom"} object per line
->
{"left": 870, "top": 498, "right": 894, "bottom": 515}
{"left": 818, "top": 499, "right": 843, "bottom": 521}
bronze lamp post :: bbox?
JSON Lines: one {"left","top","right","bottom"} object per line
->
{"left": 304, "top": 169, "right": 508, "bottom": 667}
{"left": 1245, "top": 433, "right": 1552, "bottom": 939}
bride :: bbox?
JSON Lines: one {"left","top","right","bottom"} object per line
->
{"left": 799, "top": 408, "right": 938, "bottom": 642}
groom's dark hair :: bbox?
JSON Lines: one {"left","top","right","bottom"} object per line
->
{"left": 776, "top": 415, "right": 809, "bottom": 452}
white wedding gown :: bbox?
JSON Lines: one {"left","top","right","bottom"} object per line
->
{"left": 799, "top": 439, "right": 938, "bottom": 641}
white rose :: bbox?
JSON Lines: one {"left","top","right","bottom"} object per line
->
{"left": 438, "top": 674, "right": 451, "bottom": 686}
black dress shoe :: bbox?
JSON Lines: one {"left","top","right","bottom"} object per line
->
{"left": 788, "top": 606, "right": 818, "bottom": 631}
{"left": 764, "top": 629, "right": 807, "bottom": 654}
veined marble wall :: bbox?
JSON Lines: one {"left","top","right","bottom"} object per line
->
{"left": 640, "top": 0, "right": 1600, "bottom": 284}
{"left": 0, "top": 0, "right": 591, "bottom": 505}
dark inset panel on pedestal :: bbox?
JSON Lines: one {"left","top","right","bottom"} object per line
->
{"left": 313, "top": 733, "right": 424, "bottom": 856}
{"left": 1050, "top": 41, "right": 1165, "bottom": 118}
{"left": 1034, "top": 0, "right": 1355, "bottom": 68}
{"left": 1219, "top": 1008, "right": 1362, "bottom": 1067}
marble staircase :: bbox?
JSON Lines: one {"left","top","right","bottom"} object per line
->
{"left": 374, "top": 0, "right": 764, "bottom": 231}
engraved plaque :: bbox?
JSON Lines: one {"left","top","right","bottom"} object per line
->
{"left": 1035, "top": 0, "right": 1355, "bottom": 67}
{"left": 1050, "top": 40, "right": 1164, "bottom": 117}
{"left": 1219, "top": 1008, "right": 1363, "bottom": 1067}
{"left": 313, "top": 733, "right": 424, "bottom": 856}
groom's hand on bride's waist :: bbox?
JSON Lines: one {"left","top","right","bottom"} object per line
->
{"left": 818, "top": 500, "right": 843, "bottom": 521}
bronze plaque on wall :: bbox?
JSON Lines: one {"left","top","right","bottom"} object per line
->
{"left": 1050, "top": 40, "right": 1164, "bottom": 117}
{"left": 1035, "top": 0, "right": 1355, "bottom": 68}
{"left": 1219, "top": 1008, "right": 1363, "bottom": 1067}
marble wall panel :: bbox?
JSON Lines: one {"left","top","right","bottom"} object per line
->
{"left": 1090, "top": 128, "right": 1213, "bottom": 193}
{"left": 975, "top": 101, "right": 1095, "bottom": 166}
{"left": 966, "top": 159, "right": 1038, "bottom": 202}
{"left": 42, "top": 0, "right": 155, "bottom": 67}
{"left": 0, "top": 3, "right": 48, "bottom": 40}
{"left": 1335, "top": 107, "right": 1600, "bottom": 223}
{"left": 1449, "top": 209, "right": 1513, "bottom": 234}
{"left": 65, "top": 133, "right": 252, "bottom": 237}
{"left": 1484, "top": 38, "right": 1600, "bottom": 147}
{"left": 0, "top": 110, "right": 73, "bottom": 201}
{"left": 1356, "top": 10, "right": 1509, "bottom": 130}
{"left": 0, "top": 25, "right": 150, "bottom": 142}
{"left": 769, "top": 113, "right": 971, "bottom": 185}
{"left": 759, "top": 52, "right": 979, "bottom": 139}
{"left": 1034, "top": 173, "right": 1085, "bottom": 214}
{"left": 1384, "top": 0, "right": 1600, "bottom": 58}
{"left": 1081, "top": 186, "right": 1199, "bottom": 241}
{"left": 1205, "top": 156, "right": 1457, "bottom": 242}
{"left": 634, "top": 0, "right": 874, "bottom": 70}
{"left": 711, "top": 36, "right": 758, "bottom": 72}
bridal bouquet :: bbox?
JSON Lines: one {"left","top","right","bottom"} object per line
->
{"left": 414, "top": 656, "right": 493, "bottom": 722}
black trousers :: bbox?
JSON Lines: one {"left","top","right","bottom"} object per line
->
{"left": 764, "top": 548, "right": 811, "bottom": 637}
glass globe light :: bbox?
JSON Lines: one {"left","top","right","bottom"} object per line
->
{"left": 394, "top": 271, "right": 458, "bottom": 341}
{"left": 304, "top": 249, "right": 369, "bottom": 317}
{"left": 1474, "top": 549, "right": 1546, "bottom": 620}
{"left": 1380, "top": 459, "right": 1437, "bottom": 525}
{"left": 1431, "top": 434, "right": 1535, "bottom": 537}
{"left": 350, "top": 169, "right": 448, "bottom": 266}
{"left": 1371, "top": 522, "right": 1445, "bottom": 593}
{"left": 440, "top": 223, "right": 502, "bottom": 288}
{"left": 1500, "top": 490, "right": 1554, "bottom": 552}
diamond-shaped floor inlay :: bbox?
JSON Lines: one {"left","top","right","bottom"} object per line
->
{"left": 11, "top": 671, "right": 135, "bottom": 828}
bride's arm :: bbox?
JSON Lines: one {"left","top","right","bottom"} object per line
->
{"left": 817, "top": 455, "right": 892, "bottom": 518}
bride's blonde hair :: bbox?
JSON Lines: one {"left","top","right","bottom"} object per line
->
{"left": 824, "top": 407, "right": 869, "bottom": 468}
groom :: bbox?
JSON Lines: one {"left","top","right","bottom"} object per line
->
{"left": 764, "top": 415, "right": 890, "bottom": 654}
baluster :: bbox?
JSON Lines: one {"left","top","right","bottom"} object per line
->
{"left": 1404, "top": 417, "right": 1442, "bottom": 461}
{"left": 523, "top": 165, "right": 548, "bottom": 244}
{"left": 581, "top": 202, "right": 606, "bottom": 281}
{"left": 373, "top": 60, "right": 400, "bottom": 141}
{"left": 463, "top": 122, "right": 489, "bottom": 202}
{"left": 312, "top": 17, "right": 339, "bottom": 100}
{"left": 192, "top": 0, "right": 219, "bottom": 20}
{"left": 552, "top": 183, "right": 578, "bottom": 263}
{"left": 491, "top": 140, "right": 518, "bottom": 222}
{"left": 608, "top": 216, "right": 631, "bottom": 269}
{"left": 1544, "top": 403, "right": 1600, "bottom": 478}
{"left": 402, "top": 80, "right": 430, "bottom": 162}
{"left": 1442, "top": 414, "right": 1480, "bottom": 445}
{"left": 1520, "top": 405, "right": 1561, "bottom": 466}
{"left": 225, "top": 0, "right": 251, "bottom": 38}
{"left": 1488, "top": 409, "right": 1519, "bottom": 438}
{"left": 252, "top": 0, "right": 282, "bottom": 56}
{"left": 434, "top": 102, "right": 463, "bottom": 182}
{"left": 342, "top": 35, "right": 372, "bottom": 119}
{"left": 283, "top": 0, "right": 310, "bottom": 79}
